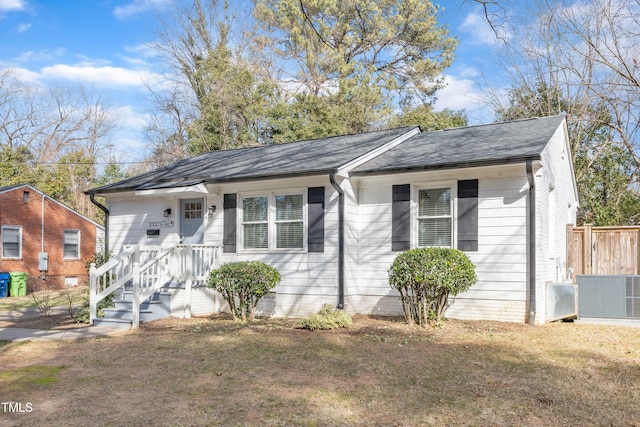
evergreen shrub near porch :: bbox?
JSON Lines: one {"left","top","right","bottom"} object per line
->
{"left": 208, "top": 261, "right": 281, "bottom": 322}
{"left": 389, "top": 247, "right": 477, "bottom": 327}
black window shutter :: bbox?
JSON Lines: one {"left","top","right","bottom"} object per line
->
{"left": 223, "top": 193, "right": 237, "bottom": 253}
{"left": 307, "top": 187, "right": 325, "bottom": 252}
{"left": 392, "top": 184, "right": 411, "bottom": 251}
{"left": 458, "top": 179, "right": 479, "bottom": 252}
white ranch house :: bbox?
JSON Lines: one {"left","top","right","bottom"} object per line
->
{"left": 87, "top": 115, "right": 578, "bottom": 328}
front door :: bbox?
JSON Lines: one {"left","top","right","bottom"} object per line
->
{"left": 180, "top": 198, "right": 204, "bottom": 244}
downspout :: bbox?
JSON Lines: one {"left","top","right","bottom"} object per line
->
{"left": 90, "top": 193, "right": 109, "bottom": 255}
{"left": 329, "top": 172, "right": 345, "bottom": 309}
{"left": 526, "top": 160, "right": 536, "bottom": 326}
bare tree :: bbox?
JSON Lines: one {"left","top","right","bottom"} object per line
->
{"left": 0, "top": 70, "right": 116, "bottom": 219}
{"left": 149, "top": 0, "right": 273, "bottom": 157}
{"left": 485, "top": 0, "right": 640, "bottom": 224}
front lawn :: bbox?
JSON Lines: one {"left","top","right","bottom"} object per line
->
{"left": 1, "top": 315, "right": 638, "bottom": 426}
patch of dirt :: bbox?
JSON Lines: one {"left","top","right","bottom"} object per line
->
{"left": 0, "top": 312, "right": 89, "bottom": 330}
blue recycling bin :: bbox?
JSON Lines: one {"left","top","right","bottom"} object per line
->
{"left": 0, "top": 272, "right": 9, "bottom": 298}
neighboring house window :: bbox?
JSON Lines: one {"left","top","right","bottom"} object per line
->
{"left": 1, "top": 226, "right": 22, "bottom": 258}
{"left": 63, "top": 230, "right": 80, "bottom": 259}
{"left": 240, "top": 192, "right": 305, "bottom": 250}
{"left": 417, "top": 187, "right": 452, "bottom": 247}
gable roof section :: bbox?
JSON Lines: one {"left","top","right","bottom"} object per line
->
{"left": 89, "top": 126, "right": 419, "bottom": 195}
{"left": 351, "top": 115, "right": 566, "bottom": 176}
{"left": 0, "top": 184, "right": 104, "bottom": 229}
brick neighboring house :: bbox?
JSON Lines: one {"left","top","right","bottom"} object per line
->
{"left": 0, "top": 184, "right": 104, "bottom": 290}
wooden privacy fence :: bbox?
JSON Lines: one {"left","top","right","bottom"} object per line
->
{"left": 567, "top": 224, "right": 640, "bottom": 281}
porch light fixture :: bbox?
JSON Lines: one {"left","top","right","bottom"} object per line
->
{"left": 164, "top": 208, "right": 172, "bottom": 217}
{"left": 208, "top": 205, "right": 216, "bottom": 216}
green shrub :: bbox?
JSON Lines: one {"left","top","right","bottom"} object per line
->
{"left": 388, "top": 247, "right": 477, "bottom": 327}
{"left": 208, "top": 261, "right": 281, "bottom": 322}
{"left": 73, "top": 288, "right": 114, "bottom": 324}
{"left": 295, "top": 304, "right": 352, "bottom": 330}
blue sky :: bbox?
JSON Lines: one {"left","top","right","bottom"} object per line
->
{"left": 0, "top": 0, "right": 516, "bottom": 161}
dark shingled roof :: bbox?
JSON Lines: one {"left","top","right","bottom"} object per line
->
{"left": 88, "top": 126, "right": 418, "bottom": 195}
{"left": 351, "top": 115, "right": 566, "bottom": 176}
{"left": 88, "top": 115, "right": 565, "bottom": 195}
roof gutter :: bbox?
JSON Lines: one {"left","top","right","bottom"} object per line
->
{"left": 90, "top": 193, "right": 109, "bottom": 255}
{"left": 329, "top": 172, "right": 345, "bottom": 309}
{"left": 526, "top": 160, "right": 536, "bottom": 326}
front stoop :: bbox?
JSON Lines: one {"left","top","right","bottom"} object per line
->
{"left": 91, "top": 289, "right": 173, "bottom": 329}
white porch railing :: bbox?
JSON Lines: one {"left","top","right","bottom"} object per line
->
{"left": 89, "top": 244, "right": 220, "bottom": 328}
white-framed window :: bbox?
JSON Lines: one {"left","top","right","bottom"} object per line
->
{"left": 417, "top": 186, "right": 453, "bottom": 248}
{"left": 63, "top": 229, "right": 81, "bottom": 259}
{"left": 1, "top": 226, "right": 22, "bottom": 258}
{"left": 275, "top": 194, "right": 304, "bottom": 249}
{"left": 240, "top": 191, "right": 305, "bottom": 251}
{"left": 242, "top": 196, "right": 269, "bottom": 249}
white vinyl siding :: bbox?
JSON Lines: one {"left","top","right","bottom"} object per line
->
{"left": 63, "top": 229, "right": 81, "bottom": 259}
{"left": 356, "top": 166, "right": 530, "bottom": 323}
{"left": 417, "top": 187, "right": 452, "bottom": 247}
{"left": 1, "top": 226, "right": 22, "bottom": 258}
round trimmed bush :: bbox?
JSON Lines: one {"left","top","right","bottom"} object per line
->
{"left": 388, "top": 247, "right": 476, "bottom": 327}
{"left": 208, "top": 261, "right": 281, "bottom": 322}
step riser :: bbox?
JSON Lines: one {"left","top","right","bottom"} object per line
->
{"left": 93, "top": 291, "right": 172, "bottom": 328}
{"left": 92, "top": 318, "right": 133, "bottom": 329}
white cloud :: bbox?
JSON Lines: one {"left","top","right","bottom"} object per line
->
{"left": 459, "top": 9, "right": 511, "bottom": 47}
{"left": 16, "top": 22, "right": 30, "bottom": 32}
{"left": 109, "top": 105, "right": 151, "bottom": 130}
{"left": 433, "top": 74, "right": 499, "bottom": 125}
{"left": 39, "top": 64, "right": 162, "bottom": 87}
{"left": 113, "top": 0, "right": 172, "bottom": 20}
{"left": 4, "top": 66, "right": 41, "bottom": 85}
{"left": 13, "top": 48, "right": 65, "bottom": 62}
{"left": 0, "top": 0, "right": 24, "bottom": 12}
{"left": 434, "top": 74, "right": 483, "bottom": 111}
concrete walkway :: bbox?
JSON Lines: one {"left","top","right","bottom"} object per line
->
{"left": 0, "top": 306, "right": 125, "bottom": 342}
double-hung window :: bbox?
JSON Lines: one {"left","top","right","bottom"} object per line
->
{"left": 1, "top": 226, "right": 22, "bottom": 258}
{"left": 64, "top": 229, "right": 81, "bottom": 259}
{"left": 417, "top": 187, "right": 453, "bottom": 247}
{"left": 241, "top": 192, "right": 305, "bottom": 250}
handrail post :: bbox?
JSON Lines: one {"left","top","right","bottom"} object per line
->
{"left": 89, "top": 263, "right": 97, "bottom": 325}
{"left": 185, "top": 245, "right": 193, "bottom": 319}
{"left": 132, "top": 262, "right": 141, "bottom": 328}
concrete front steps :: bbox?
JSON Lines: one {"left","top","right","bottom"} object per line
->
{"left": 92, "top": 288, "right": 172, "bottom": 329}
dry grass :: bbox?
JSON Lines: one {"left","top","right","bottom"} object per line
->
{"left": 1, "top": 315, "right": 639, "bottom": 426}
{"left": 0, "top": 286, "right": 87, "bottom": 312}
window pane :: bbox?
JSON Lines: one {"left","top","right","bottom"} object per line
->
{"left": 243, "top": 197, "right": 268, "bottom": 222}
{"left": 64, "top": 230, "right": 79, "bottom": 244}
{"left": 419, "top": 188, "right": 451, "bottom": 217}
{"left": 277, "top": 222, "right": 303, "bottom": 249}
{"left": 276, "top": 194, "right": 303, "bottom": 221}
{"left": 64, "top": 230, "right": 80, "bottom": 258}
{"left": 418, "top": 218, "right": 452, "bottom": 247}
{"left": 2, "top": 228, "right": 20, "bottom": 257}
{"left": 3, "top": 228, "right": 19, "bottom": 243}
{"left": 244, "top": 223, "right": 268, "bottom": 249}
